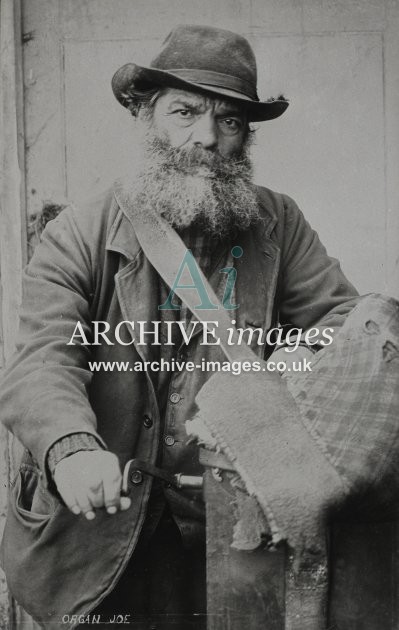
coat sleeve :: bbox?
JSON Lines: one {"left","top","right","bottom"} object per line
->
{"left": 0, "top": 205, "right": 106, "bottom": 484}
{"left": 278, "top": 195, "right": 360, "bottom": 333}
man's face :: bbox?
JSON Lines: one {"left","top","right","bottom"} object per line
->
{"left": 134, "top": 87, "right": 259, "bottom": 235}
{"left": 150, "top": 88, "right": 248, "bottom": 163}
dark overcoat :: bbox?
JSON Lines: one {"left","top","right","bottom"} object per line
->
{"left": 0, "top": 182, "right": 358, "bottom": 626}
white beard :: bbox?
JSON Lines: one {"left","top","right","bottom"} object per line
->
{"left": 131, "top": 130, "right": 260, "bottom": 236}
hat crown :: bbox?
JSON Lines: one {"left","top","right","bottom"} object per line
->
{"left": 151, "top": 25, "right": 258, "bottom": 97}
{"left": 111, "top": 24, "right": 289, "bottom": 122}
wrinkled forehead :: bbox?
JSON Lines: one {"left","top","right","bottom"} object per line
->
{"left": 157, "top": 87, "right": 245, "bottom": 116}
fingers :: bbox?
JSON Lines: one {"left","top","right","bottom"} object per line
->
{"left": 53, "top": 450, "right": 131, "bottom": 519}
{"left": 53, "top": 468, "right": 81, "bottom": 515}
{"left": 87, "top": 479, "right": 105, "bottom": 509}
{"left": 56, "top": 470, "right": 96, "bottom": 520}
{"left": 120, "top": 496, "right": 132, "bottom": 511}
{"left": 102, "top": 459, "right": 122, "bottom": 515}
{"left": 74, "top": 487, "right": 96, "bottom": 520}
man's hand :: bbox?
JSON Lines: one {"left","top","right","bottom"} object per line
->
{"left": 53, "top": 450, "right": 131, "bottom": 520}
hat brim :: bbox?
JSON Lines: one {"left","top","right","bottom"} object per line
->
{"left": 111, "top": 63, "right": 288, "bottom": 123}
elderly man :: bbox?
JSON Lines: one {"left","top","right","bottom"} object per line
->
{"left": 0, "top": 24, "right": 359, "bottom": 629}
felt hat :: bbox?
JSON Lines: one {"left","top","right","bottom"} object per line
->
{"left": 111, "top": 24, "right": 288, "bottom": 122}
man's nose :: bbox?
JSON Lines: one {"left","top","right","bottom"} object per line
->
{"left": 192, "top": 115, "right": 218, "bottom": 150}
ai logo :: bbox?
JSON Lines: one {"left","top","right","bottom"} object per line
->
{"left": 158, "top": 246, "right": 244, "bottom": 311}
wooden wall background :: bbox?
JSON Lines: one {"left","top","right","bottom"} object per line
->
{"left": 0, "top": 0, "right": 26, "bottom": 626}
{"left": 0, "top": 0, "right": 398, "bottom": 627}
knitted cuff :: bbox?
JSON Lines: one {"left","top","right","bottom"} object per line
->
{"left": 47, "top": 433, "right": 103, "bottom": 475}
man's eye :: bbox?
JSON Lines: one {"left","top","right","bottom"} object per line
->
{"left": 167, "top": 109, "right": 196, "bottom": 125}
{"left": 219, "top": 118, "right": 242, "bottom": 134}
{"left": 174, "top": 109, "right": 193, "bottom": 119}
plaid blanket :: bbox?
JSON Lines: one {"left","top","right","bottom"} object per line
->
{"left": 287, "top": 293, "right": 399, "bottom": 508}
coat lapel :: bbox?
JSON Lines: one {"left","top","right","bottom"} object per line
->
{"left": 233, "top": 221, "right": 280, "bottom": 356}
{"left": 113, "top": 253, "right": 161, "bottom": 365}
{"left": 106, "top": 189, "right": 160, "bottom": 365}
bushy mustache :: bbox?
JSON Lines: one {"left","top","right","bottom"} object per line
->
{"left": 144, "top": 134, "right": 253, "bottom": 181}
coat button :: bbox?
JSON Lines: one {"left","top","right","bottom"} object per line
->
{"left": 130, "top": 470, "right": 143, "bottom": 485}
{"left": 143, "top": 414, "right": 153, "bottom": 429}
{"left": 164, "top": 435, "right": 175, "bottom": 446}
{"left": 170, "top": 392, "right": 181, "bottom": 404}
